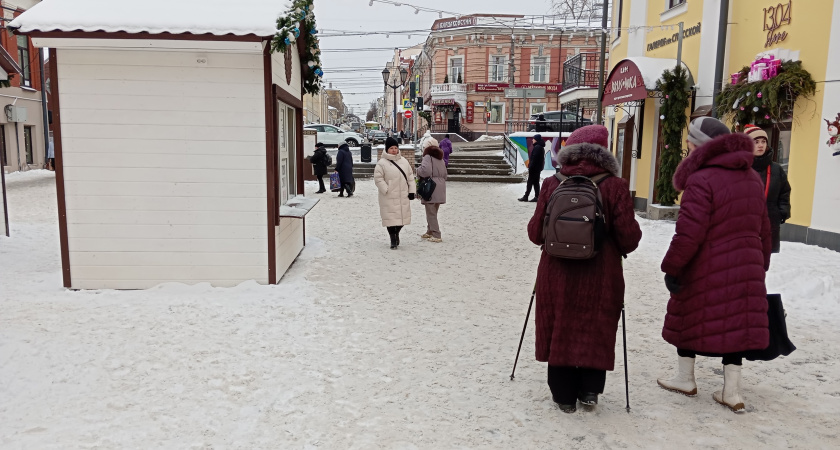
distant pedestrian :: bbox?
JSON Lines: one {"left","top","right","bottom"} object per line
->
{"left": 335, "top": 143, "right": 355, "bottom": 197}
{"left": 658, "top": 118, "right": 772, "bottom": 413}
{"left": 309, "top": 142, "right": 330, "bottom": 193}
{"left": 374, "top": 137, "right": 416, "bottom": 249}
{"left": 745, "top": 124, "right": 791, "bottom": 253}
{"left": 399, "top": 129, "right": 407, "bottom": 144}
{"left": 527, "top": 125, "right": 643, "bottom": 413}
{"left": 417, "top": 142, "right": 447, "bottom": 243}
{"left": 535, "top": 114, "right": 549, "bottom": 133}
{"left": 519, "top": 135, "right": 545, "bottom": 202}
{"left": 440, "top": 134, "right": 453, "bottom": 167}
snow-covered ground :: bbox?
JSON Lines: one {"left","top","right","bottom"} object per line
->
{"left": 2, "top": 170, "right": 839, "bottom": 448}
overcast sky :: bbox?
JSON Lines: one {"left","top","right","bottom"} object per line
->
{"left": 315, "top": 0, "right": 556, "bottom": 116}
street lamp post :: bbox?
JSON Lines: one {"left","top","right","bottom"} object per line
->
{"left": 382, "top": 66, "right": 408, "bottom": 135}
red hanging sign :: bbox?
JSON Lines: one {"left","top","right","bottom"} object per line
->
{"left": 466, "top": 101, "right": 474, "bottom": 123}
{"left": 434, "top": 111, "right": 443, "bottom": 124}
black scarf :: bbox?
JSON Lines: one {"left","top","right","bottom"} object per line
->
{"left": 752, "top": 148, "right": 774, "bottom": 172}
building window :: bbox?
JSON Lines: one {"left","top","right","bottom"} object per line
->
{"left": 448, "top": 56, "right": 463, "bottom": 83}
{"left": 616, "top": 0, "right": 623, "bottom": 38}
{"left": 531, "top": 56, "right": 548, "bottom": 83}
{"left": 17, "top": 35, "right": 31, "bottom": 87}
{"left": 530, "top": 104, "right": 546, "bottom": 116}
{"left": 489, "top": 55, "right": 507, "bottom": 82}
{"left": 24, "top": 126, "right": 34, "bottom": 165}
{"left": 489, "top": 104, "right": 505, "bottom": 124}
{"left": 668, "top": 0, "right": 686, "bottom": 8}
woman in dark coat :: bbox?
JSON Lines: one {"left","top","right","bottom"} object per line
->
{"left": 658, "top": 120, "right": 772, "bottom": 413}
{"left": 309, "top": 142, "right": 330, "bottom": 193}
{"left": 417, "top": 144, "right": 447, "bottom": 242}
{"left": 527, "top": 125, "right": 642, "bottom": 413}
{"left": 745, "top": 125, "right": 791, "bottom": 253}
{"left": 519, "top": 135, "right": 546, "bottom": 202}
{"left": 335, "top": 143, "right": 355, "bottom": 197}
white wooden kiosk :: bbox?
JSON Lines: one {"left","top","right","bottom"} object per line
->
{"left": 10, "top": 0, "right": 320, "bottom": 288}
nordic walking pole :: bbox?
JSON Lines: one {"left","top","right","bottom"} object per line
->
{"left": 510, "top": 284, "right": 536, "bottom": 381}
{"left": 622, "top": 305, "right": 631, "bottom": 412}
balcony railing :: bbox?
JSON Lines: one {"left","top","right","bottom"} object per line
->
{"left": 562, "top": 52, "right": 604, "bottom": 91}
{"left": 430, "top": 83, "right": 467, "bottom": 95}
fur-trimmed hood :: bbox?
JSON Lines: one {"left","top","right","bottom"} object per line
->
{"left": 558, "top": 142, "right": 620, "bottom": 177}
{"left": 423, "top": 145, "right": 444, "bottom": 160}
{"left": 673, "top": 133, "right": 754, "bottom": 191}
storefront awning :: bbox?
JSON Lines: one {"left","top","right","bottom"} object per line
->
{"left": 430, "top": 99, "right": 455, "bottom": 106}
{"left": 602, "top": 57, "right": 694, "bottom": 106}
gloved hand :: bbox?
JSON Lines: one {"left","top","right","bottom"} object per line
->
{"left": 664, "top": 274, "right": 682, "bottom": 294}
{"left": 408, "top": 193, "right": 415, "bottom": 200}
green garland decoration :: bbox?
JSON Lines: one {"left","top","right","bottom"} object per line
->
{"left": 715, "top": 61, "right": 816, "bottom": 127}
{"left": 654, "top": 65, "right": 691, "bottom": 207}
{"left": 270, "top": 0, "right": 322, "bottom": 96}
{"left": 418, "top": 110, "right": 432, "bottom": 128}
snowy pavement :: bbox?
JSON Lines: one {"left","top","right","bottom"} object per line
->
{"left": 2, "top": 170, "right": 839, "bottom": 449}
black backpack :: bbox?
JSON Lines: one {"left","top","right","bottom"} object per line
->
{"left": 542, "top": 173, "right": 610, "bottom": 259}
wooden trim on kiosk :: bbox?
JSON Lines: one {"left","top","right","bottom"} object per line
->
{"left": 1, "top": 146, "right": 8, "bottom": 237}
{"left": 263, "top": 44, "right": 277, "bottom": 285}
{"left": 49, "top": 49, "right": 72, "bottom": 288}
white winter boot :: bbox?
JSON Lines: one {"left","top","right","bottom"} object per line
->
{"left": 713, "top": 364, "right": 745, "bottom": 412}
{"left": 657, "top": 356, "right": 698, "bottom": 396}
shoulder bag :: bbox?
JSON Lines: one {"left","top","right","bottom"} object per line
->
{"left": 417, "top": 156, "right": 437, "bottom": 202}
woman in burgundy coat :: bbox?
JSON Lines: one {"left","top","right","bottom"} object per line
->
{"left": 657, "top": 118, "right": 772, "bottom": 413}
{"left": 527, "top": 125, "right": 642, "bottom": 413}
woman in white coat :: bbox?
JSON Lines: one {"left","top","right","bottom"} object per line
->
{"left": 374, "top": 137, "right": 416, "bottom": 249}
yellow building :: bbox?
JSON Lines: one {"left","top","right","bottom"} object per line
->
{"left": 605, "top": 0, "right": 840, "bottom": 251}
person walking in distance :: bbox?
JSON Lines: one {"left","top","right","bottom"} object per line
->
{"left": 440, "top": 134, "right": 453, "bottom": 167}
{"left": 527, "top": 125, "right": 642, "bottom": 413}
{"left": 309, "top": 142, "right": 330, "bottom": 193}
{"left": 374, "top": 137, "right": 416, "bottom": 249}
{"left": 335, "top": 143, "right": 355, "bottom": 197}
{"left": 744, "top": 125, "right": 791, "bottom": 253}
{"left": 657, "top": 118, "right": 772, "bottom": 413}
{"left": 417, "top": 140, "right": 447, "bottom": 243}
{"left": 519, "top": 135, "right": 546, "bottom": 202}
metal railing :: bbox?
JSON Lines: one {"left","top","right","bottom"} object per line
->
{"left": 430, "top": 83, "right": 467, "bottom": 94}
{"left": 562, "top": 52, "right": 604, "bottom": 91}
{"left": 502, "top": 134, "right": 519, "bottom": 170}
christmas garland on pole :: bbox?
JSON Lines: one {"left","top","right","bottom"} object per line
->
{"left": 270, "top": 0, "right": 323, "bottom": 96}
{"left": 654, "top": 65, "right": 690, "bottom": 207}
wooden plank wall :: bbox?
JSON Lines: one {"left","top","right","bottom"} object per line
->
{"left": 58, "top": 48, "right": 268, "bottom": 289}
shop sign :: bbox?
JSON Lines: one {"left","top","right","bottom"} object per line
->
{"left": 646, "top": 22, "right": 701, "bottom": 52}
{"left": 763, "top": 0, "right": 792, "bottom": 48}
{"left": 466, "top": 101, "right": 475, "bottom": 123}
{"left": 434, "top": 17, "right": 477, "bottom": 31}
{"left": 476, "top": 83, "right": 562, "bottom": 93}
{"left": 602, "top": 60, "right": 648, "bottom": 106}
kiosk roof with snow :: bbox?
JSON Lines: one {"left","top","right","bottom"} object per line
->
{"left": 10, "top": 0, "right": 323, "bottom": 289}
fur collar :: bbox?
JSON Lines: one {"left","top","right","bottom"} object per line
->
{"left": 423, "top": 145, "right": 444, "bottom": 159}
{"left": 673, "top": 133, "right": 755, "bottom": 191}
{"left": 558, "top": 143, "right": 620, "bottom": 177}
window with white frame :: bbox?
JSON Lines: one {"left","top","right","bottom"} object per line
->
{"left": 531, "top": 56, "right": 548, "bottom": 83}
{"left": 489, "top": 55, "right": 506, "bottom": 82}
{"left": 489, "top": 104, "right": 505, "bottom": 124}
{"left": 530, "top": 104, "right": 546, "bottom": 116}
{"left": 448, "top": 56, "right": 463, "bottom": 83}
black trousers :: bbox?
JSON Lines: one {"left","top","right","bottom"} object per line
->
{"left": 547, "top": 365, "right": 606, "bottom": 406}
{"left": 316, "top": 175, "right": 326, "bottom": 192}
{"left": 524, "top": 172, "right": 541, "bottom": 199}
{"left": 339, "top": 182, "right": 354, "bottom": 196}
{"left": 677, "top": 348, "right": 743, "bottom": 366}
{"left": 386, "top": 226, "right": 403, "bottom": 236}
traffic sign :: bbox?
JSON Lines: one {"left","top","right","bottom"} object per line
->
{"left": 403, "top": 99, "right": 413, "bottom": 109}
{"left": 404, "top": 110, "right": 413, "bottom": 119}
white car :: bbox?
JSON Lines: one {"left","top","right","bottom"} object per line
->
{"left": 304, "top": 124, "right": 365, "bottom": 147}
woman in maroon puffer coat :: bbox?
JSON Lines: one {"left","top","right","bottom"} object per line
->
{"left": 527, "top": 125, "right": 642, "bottom": 413}
{"left": 657, "top": 121, "right": 772, "bottom": 413}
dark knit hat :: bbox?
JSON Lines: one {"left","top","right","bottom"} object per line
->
{"left": 566, "top": 125, "right": 609, "bottom": 148}
{"left": 687, "top": 117, "right": 730, "bottom": 146}
{"left": 533, "top": 134, "right": 543, "bottom": 142}
{"left": 385, "top": 136, "right": 399, "bottom": 149}
{"left": 743, "top": 124, "right": 769, "bottom": 141}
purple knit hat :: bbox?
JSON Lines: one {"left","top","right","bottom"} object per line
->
{"left": 565, "top": 125, "right": 609, "bottom": 148}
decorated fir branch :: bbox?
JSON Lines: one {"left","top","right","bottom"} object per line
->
{"left": 270, "top": 0, "right": 323, "bottom": 96}
{"left": 654, "top": 65, "right": 690, "bottom": 207}
{"left": 715, "top": 61, "right": 816, "bottom": 128}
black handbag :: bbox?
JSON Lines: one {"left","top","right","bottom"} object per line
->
{"left": 416, "top": 156, "right": 438, "bottom": 201}
{"left": 744, "top": 294, "right": 797, "bottom": 362}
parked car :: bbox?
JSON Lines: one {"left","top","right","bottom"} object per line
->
{"left": 528, "top": 111, "right": 593, "bottom": 132}
{"left": 370, "top": 131, "right": 388, "bottom": 144}
{"left": 304, "top": 124, "right": 366, "bottom": 147}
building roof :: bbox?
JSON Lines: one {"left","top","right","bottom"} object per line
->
{"left": 9, "top": 0, "right": 292, "bottom": 37}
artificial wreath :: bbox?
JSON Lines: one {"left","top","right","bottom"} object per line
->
{"left": 715, "top": 61, "right": 816, "bottom": 127}
{"left": 270, "top": 0, "right": 323, "bottom": 96}
{"left": 654, "top": 65, "right": 691, "bottom": 207}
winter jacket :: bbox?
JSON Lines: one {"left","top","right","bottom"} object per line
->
{"left": 374, "top": 152, "right": 416, "bottom": 227}
{"left": 527, "top": 142, "right": 642, "bottom": 371}
{"left": 417, "top": 146, "right": 447, "bottom": 205}
{"left": 335, "top": 144, "right": 355, "bottom": 185}
{"left": 661, "top": 133, "right": 772, "bottom": 355}
{"left": 440, "top": 138, "right": 453, "bottom": 166}
{"left": 309, "top": 146, "right": 330, "bottom": 176}
{"left": 752, "top": 149, "right": 792, "bottom": 253}
{"left": 528, "top": 140, "right": 546, "bottom": 174}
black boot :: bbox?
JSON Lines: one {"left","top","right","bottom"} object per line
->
{"left": 395, "top": 228, "right": 401, "bottom": 246}
{"left": 518, "top": 196, "right": 529, "bottom": 202}
{"left": 578, "top": 392, "right": 599, "bottom": 406}
{"left": 388, "top": 228, "right": 397, "bottom": 249}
